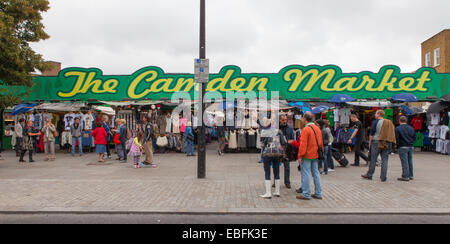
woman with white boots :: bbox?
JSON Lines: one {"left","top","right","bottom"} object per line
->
{"left": 259, "top": 118, "right": 287, "bottom": 199}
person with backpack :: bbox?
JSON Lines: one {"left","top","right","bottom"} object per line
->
{"left": 259, "top": 117, "right": 287, "bottom": 199}
{"left": 297, "top": 113, "right": 324, "bottom": 200}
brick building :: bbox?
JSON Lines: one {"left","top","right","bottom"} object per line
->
{"left": 421, "top": 29, "right": 450, "bottom": 73}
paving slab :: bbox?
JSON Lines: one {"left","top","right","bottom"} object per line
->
{"left": 0, "top": 144, "right": 449, "bottom": 214}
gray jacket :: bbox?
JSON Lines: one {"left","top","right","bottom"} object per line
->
{"left": 71, "top": 123, "right": 82, "bottom": 138}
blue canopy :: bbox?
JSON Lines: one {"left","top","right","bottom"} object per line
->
{"left": 288, "top": 102, "right": 311, "bottom": 113}
{"left": 329, "top": 94, "right": 355, "bottom": 103}
{"left": 398, "top": 105, "right": 412, "bottom": 115}
{"left": 11, "top": 103, "right": 36, "bottom": 115}
{"left": 218, "top": 101, "right": 236, "bottom": 110}
{"left": 312, "top": 105, "right": 330, "bottom": 114}
{"left": 391, "top": 93, "right": 418, "bottom": 102}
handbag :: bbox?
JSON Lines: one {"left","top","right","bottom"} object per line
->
{"left": 309, "top": 125, "right": 324, "bottom": 161}
{"left": 262, "top": 129, "right": 285, "bottom": 158}
{"left": 156, "top": 136, "right": 168, "bottom": 147}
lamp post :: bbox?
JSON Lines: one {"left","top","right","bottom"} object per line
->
{"left": 197, "top": 0, "right": 206, "bottom": 179}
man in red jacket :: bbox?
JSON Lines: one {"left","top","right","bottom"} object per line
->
{"left": 297, "top": 113, "right": 324, "bottom": 200}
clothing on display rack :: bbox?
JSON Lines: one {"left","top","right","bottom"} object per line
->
{"left": 64, "top": 113, "right": 76, "bottom": 131}
{"left": 247, "top": 129, "right": 257, "bottom": 148}
{"left": 172, "top": 115, "right": 180, "bottom": 134}
{"left": 228, "top": 131, "right": 238, "bottom": 149}
{"left": 428, "top": 125, "right": 440, "bottom": 138}
{"left": 237, "top": 130, "right": 247, "bottom": 149}
{"left": 166, "top": 116, "right": 172, "bottom": 134}
{"left": 411, "top": 115, "right": 423, "bottom": 131}
{"left": 84, "top": 113, "right": 94, "bottom": 130}
{"left": 180, "top": 117, "right": 187, "bottom": 133}
{"left": 440, "top": 125, "right": 449, "bottom": 140}
{"left": 430, "top": 113, "right": 440, "bottom": 125}
{"left": 33, "top": 113, "right": 43, "bottom": 130}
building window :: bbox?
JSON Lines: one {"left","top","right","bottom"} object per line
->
{"left": 425, "top": 52, "right": 431, "bottom": 67}
{"left": 434, "top": 48, "right": 440, "bottom": 67}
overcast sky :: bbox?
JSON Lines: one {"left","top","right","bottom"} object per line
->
{"left": 30, "top": 0, "right": 449, "bottom": 74}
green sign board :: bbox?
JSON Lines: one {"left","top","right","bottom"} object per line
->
{"left": 3, "top": 65, "right": 450, "bottom": 101}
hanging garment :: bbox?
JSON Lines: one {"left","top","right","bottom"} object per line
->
{"left": 157, "top": 115, "right": 167, "bottom": 134}
{"left": 61, "top": 131, "right": 72, "bottom": 146}
{"left": 84, "top": 113, "right": 95, "bottom": 131}
{"left": 237, "top": 130, "right": 247, "bottom": 149}
{"left": 247, "top": 129, "right": 257, "bottom": 148}
{"left": 175, "top": 133, "right": 182, "bottom": 151}
{"left": 172, "top": 116, "right": 180, "bottom": 134}
{"left": 256, "top": 130, "right": 262, "bottom": 149}
{"left": 166, "top": 117, "right": 172, "bottom": 133}
{"left": 180, "top": 117, "right": 187, "bottom": 133}
{"left": 228, "top": 131, "right": 238, "bottom": 149}
{"left": 82, "top": 130, "right": 93, "bottom": 147}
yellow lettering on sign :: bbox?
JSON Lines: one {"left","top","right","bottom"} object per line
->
{"left": 58, "top": 71, "right": 118, "bottom": 98}
{"left": 128, "top": 70, "right": 157, "bottom": 99}
{"left": 360, "top": 75, "right": 378, "bottom": 91}
{"left": 284, "top": 68, "right": 335, "bottom": 92}
{"left": 206, "top": 70, "right": 234, "bottom": 92}
{"left": 377, "top": 69, "right": 401, "bottom": 91}
{"left": 58, "top": 71, "right": 86, "bottom": 97}
{"left": 415, "top": 71, "right": 431, "bottom": 91}
{"left": 246, "top": 77, "right": 268, "bottom": 91}
{"left": 333, "top": 77, "right": 359, "bottom": 91}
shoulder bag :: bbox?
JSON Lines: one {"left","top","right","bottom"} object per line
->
{"left": 309, "top": 125, "right": 324, "bottom": 160}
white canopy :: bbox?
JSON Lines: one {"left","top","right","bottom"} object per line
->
{"left": 93, "top": 106, "right": 115, "bottom": 115}
{"left": 34, "top": 102, "right": 86, "bottom": 112}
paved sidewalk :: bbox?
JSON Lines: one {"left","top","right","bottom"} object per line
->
{"left": 0, "top": 144, "right": 449, "bottom": 214}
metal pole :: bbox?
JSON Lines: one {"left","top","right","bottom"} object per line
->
{"left": 198, "top": 0, "right": 206, "bottom": 179}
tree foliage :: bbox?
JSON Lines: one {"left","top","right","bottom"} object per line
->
{"left": 0, "top": 0, "right": 50, "bottom": 109}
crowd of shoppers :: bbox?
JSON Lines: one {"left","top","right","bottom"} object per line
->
{"left": 258, "top": 109, "right": 417, "bottom": 200}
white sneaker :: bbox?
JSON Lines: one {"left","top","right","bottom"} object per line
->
{"left": 328, "top": 169, "right": 335, "bottom": 172}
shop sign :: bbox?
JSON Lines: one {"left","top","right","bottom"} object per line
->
{"left": 3, "top": 65, "right": 450, "bottom": 101}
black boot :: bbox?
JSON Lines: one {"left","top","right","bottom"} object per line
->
{"left": 29, "top": 151, "right": 35, "bottom": 163}
{"left": 19, "top": 151, "right": 26, "bottom": 162}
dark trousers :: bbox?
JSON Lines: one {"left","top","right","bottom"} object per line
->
{"left": 106, "top": 141, "right": 111, "bottom": 157}
{"left": 263, "top": 157, "right": 280, "bottom": 180}
{"left": 283, "top": 161, "right": 290, "bottom": 184}
{"left": 120, "top": 140, "right": 127, "bottom": 160}
{"left": 15, "top": 138, "right": 23, "bottom": 155}
{"left": 354, "top": 140, "right": 369, "bottom": 165}
{"left": 20, "top": 149, "right": 33, "bottom": 161}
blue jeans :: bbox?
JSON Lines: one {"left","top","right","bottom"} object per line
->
{"left": 301, "top": 159, "right": 322, "bottom": 198}
{"left": 186, "top": 140, "right": 194, "bottom": 156}
{"left": 398, "top": 147, "right": 414, "bottom": 179}
{"left": 283, "top": 161, "right": 290, "bottom": 184}
{"left": 367, "top": 141, "right": 389, "bottom": 181}
{"left": 326, "top": 145, "right": 334, "bottom": 169}
{"left": 319, "top": 145, "right": 329, "bottom": 173}
{"left": 263, "top": 157, "right": 280, "bottom": 180}
{"left": 72, "top": 136, "right": 83, "bottom": 156}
